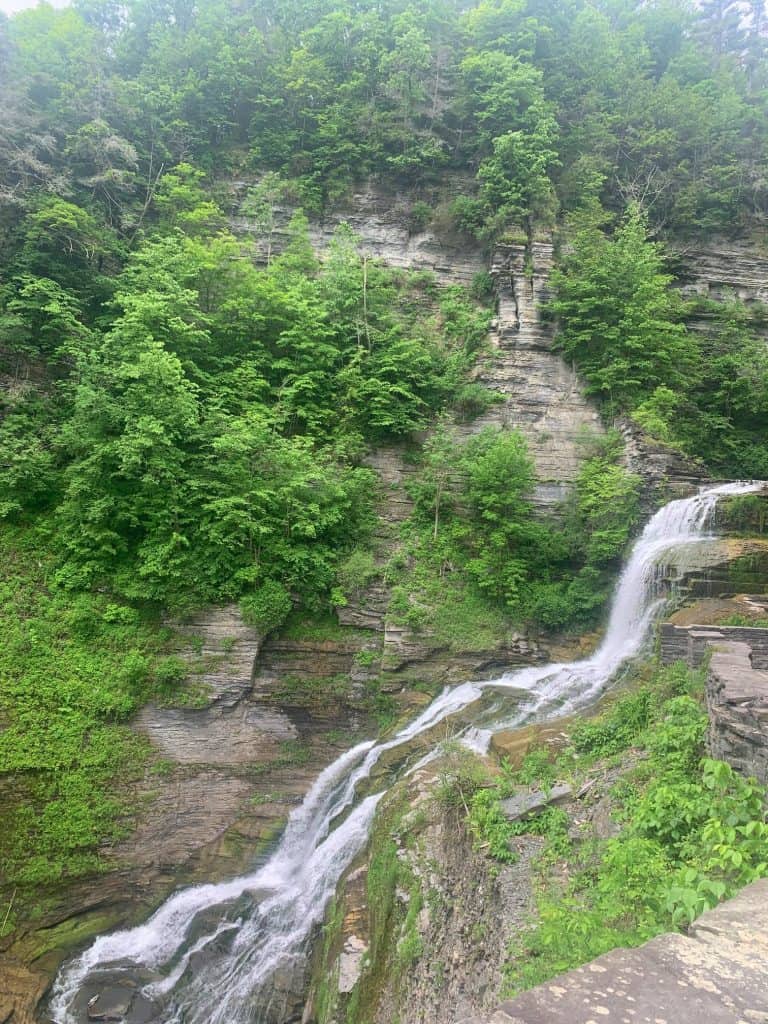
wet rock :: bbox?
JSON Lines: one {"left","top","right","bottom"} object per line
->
{"left": 70, "top": 978, "right": 163, "bottom": 1024}
{"left": 86, "top": 988, "right": 131, "bottom": 1020}
{"left": 337, "top": 935, "right": 367, "bottom": 994}
{"left": 0, "top": 957, "right": 49, "bottom": 1024}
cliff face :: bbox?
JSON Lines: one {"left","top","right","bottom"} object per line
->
{"left": 232, "top": 186, "right": 607, "bottom": 509}
{"left": 677, "top": 242, "right": 768, "bottom": 311}
{"left": 230, "top": 182, "right": 485, "bottom": 288}
{"left": 10, "top": 196, "right": 766, "bottom": 1024}
{"left": 453, "top": 239, "right": 605, "bottom": 513}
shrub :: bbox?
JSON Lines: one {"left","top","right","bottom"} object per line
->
{"left": 240, "top": 581, "right": 292, "bottom": 633}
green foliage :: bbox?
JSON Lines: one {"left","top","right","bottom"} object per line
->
{"left": 503, "top": 661, "right": 768, "bottom": 996}
{"left": 571, "top": 436, "right": 642, "bottom": 565}
{"left": 552, "top": 218, "right": 768, "bottom": 478}
{"left": 551, "top": 208, "right": 690, "bottom": 412}
{"left": 468, "top": 787, "right": 519, "bottom": 863}
{"left": 3, "top": 0, "right": 766, "bottom": 259}
{"left": 0, "top": 214, "right": 488, "bottom": 610}
{"left": 571, "top": 689, "right": 655, "bottom": 758}
{"left": 718, "top": 494, "right": 768, "bottom": 535}
{"left": 0, "top": 528, "right": 173, "bottom": 889}
{"left": 240, "top": 582, "right": 293, "bottom": 633}
{"left": 401, "top": 426, "right": 640, "bottom": 634}
{"left": 2, "top": 0, "right": 768, "bottom": 936}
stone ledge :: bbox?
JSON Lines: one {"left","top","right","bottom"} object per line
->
{"left": 458, "top": 879, "right": 768, "bottom": 1024}
{"left": 660, "top": 622, "right": 768, "bottom": 670}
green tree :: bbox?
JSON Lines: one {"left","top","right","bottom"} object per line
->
{"left": 550, "top": 207, "right": 692, "bottom": 411}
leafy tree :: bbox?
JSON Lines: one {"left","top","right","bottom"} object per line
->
{"left": 551, "top": 207, "right": 692, "bottom": 411}
{"left": 54, "top": 335, "right": 200, "bottom": 599}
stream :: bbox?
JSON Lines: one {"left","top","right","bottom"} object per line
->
{"left": 48, "top": 481, "right": 761, "bottom": 1024}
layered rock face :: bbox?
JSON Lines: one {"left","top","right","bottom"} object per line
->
{"left": 660, "top": 622, "right": 768, "bottom": 668}
{"left": 453, "top": 240, "right": 605, "bottom": 512}
{"left": 230, "top": 183, "right": 485, "bottom": 288}
{"left": 661, "top": 623, "right": 768, "bottom": 785}
{"left": 0, "top": 608, "right": 384, "bottom": 1024}
{"left": 678, "top": 242, "right": 768, "bottom": 310}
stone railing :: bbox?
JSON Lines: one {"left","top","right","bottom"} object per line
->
{"left": 659, "top": 622, "right": 768, "bottom": 669}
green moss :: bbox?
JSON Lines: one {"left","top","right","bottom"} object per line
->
{"left": 12, "top": 909, "right": 122, "bottom": 964}
{"left": 272, "top": 673, "right": 350, "bottom": 706}
{"left": 348, "top": 789, "right": 428, "bottom": 1023}
{"left": 314, "top": 896, "right": 346, "bottom": 1024}
{"left": 0, "top": 524, "right": 175, "bottom": 897}
{"left": 279, "top": 610, "right": 375, "bottom": 643}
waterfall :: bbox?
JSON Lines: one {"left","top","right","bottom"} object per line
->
{"left": 48, "top": 481, "right": 761, "bottom": 1024}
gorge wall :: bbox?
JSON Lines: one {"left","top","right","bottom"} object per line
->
{"left": 6, "top": 195, "right": 767, "bottom": 1024}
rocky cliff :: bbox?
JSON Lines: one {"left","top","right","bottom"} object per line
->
{"left": 7, "top": 199, "right": 766, "bottom": 1024}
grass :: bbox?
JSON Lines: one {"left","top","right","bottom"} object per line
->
{"left": 279, "top": 609, "right": 375, "bottom": 644}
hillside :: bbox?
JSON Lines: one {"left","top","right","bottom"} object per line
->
{"left": 1, "top": 0, "right": 768, "bottom": 1021}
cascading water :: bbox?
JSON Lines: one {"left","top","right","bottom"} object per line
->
{"left": 49, "top": 481, "right": 762, "bottom": 1024}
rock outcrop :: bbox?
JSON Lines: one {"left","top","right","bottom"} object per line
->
{"left": 459, "top": 878, "right": 768, "bottom": 1024}
{"left": 230, "top": 182, "right": 485, "bottom": 288}
{"left": 678, "top": 242, "right": 768, "bottom": 309}
{"left": 1, "top": 607, "right": 384, "bottom": 1024}
{"left": 308, "top": 763, "right": 545, "bottom": 1024}
{"left": 231, "top": 186, "right": 606, "bottom": 511}
{"left": 453, "top": 240, "right": 605, "bottom": 513}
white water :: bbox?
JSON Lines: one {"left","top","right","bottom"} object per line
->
{"left": 49, "top": 481, "right": 761, "bottom": 1024}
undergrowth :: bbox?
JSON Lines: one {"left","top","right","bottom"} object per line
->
{"left": 490, "top": 660, "right": 768, "bottom": 995}
{"left": 0, "top": 523, "right": 181, "bottom": 898}
{"left": 435, "top": 660, "right": 768, "bottom": 997}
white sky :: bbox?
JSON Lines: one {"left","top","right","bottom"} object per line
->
{"left": 1, "top": 0, "right": 70, "bottom": 14}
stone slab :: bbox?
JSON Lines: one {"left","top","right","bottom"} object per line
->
{"left": 462, "top": 880, "right": 768, "bottom": 1024}
{"left": 499, "top": 785, "right": 572, "bottom": 822}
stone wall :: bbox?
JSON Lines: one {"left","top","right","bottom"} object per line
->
{"left": 707, "top": 641, "right": 768, "bottom": 786}
{"left": 659, "top": 622, "right": 768, "bottom": 669}
{"left": 660, "top": 625, "right": 768, "bottom": 784}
